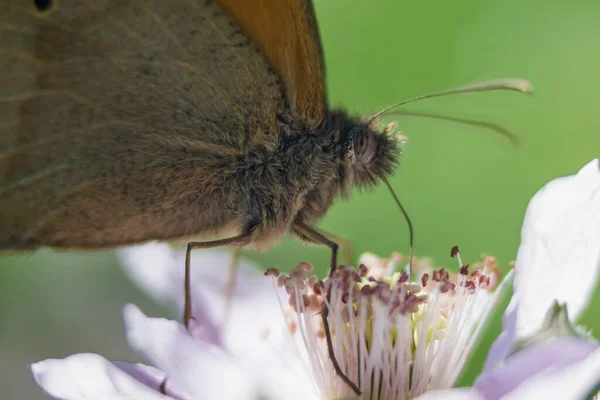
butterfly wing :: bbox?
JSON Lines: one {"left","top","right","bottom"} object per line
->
{"left": 217, "top": 0, "right": 327, "bottom": 128}
{"left": 0, "top": 0, "right": 286, "bottom": 248}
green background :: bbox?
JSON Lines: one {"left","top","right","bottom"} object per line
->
{"left": 2, "top": 0, "right": 600, "bottom": 398}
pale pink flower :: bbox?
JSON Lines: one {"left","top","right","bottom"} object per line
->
{"left": 32, "top": 160, "right": 600, "bottom": 399}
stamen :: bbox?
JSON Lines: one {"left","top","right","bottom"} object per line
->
{"left": 450, "top": 245, "right": 460, "bottom": 257}
{"left": 267, "top": 250, "right": 507, "bottom": 399}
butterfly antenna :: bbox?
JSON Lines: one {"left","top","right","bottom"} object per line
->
{"left": 382, "top": 110, "right": 520, "bottom": 148}
{"left": 368, "top": 78, "right": 533, "bottom": 124}
{"left": 382, "top": 176, "right": 414, "bottom": 275}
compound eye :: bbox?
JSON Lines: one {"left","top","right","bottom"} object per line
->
{"left": 354, "top": 129, "right": 376, "bottom": 163}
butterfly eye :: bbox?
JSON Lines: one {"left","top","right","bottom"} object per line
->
{"left": 353, "top": 129, "right": 376, "bottom": 164}
{"left": 34, "top": 0, "right": 52, "bottom": 12}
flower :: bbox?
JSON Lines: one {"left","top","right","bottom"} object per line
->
{"left": 31, "top": 159, "right": 600, "bottom": 400}
{"left": 266, "top": 250, "right": 509, "bottom": 399}
{"left": 34, "top": 248, "right": 318, "bottom": 400}
{"left": 471, "top": 159, "right": 600, "bottom": 400}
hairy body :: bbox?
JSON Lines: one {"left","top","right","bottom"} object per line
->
{"left": 0, "top": 0, "right": 398, "bottom": 251}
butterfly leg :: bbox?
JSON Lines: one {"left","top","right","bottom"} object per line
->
{"left": 294, "top": 222, "right": 339, "bottom": 276}
{"left": 293, "top": 222, "right": 362, "bottom": 395}
{"left": 313, "top": 227, "right": 353, "bottom": 266}
{"left": 184, "top": 232, "right": 252, "bottom": 328}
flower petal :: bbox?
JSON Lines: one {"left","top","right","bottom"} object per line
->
{"left": 119, "top": 242, "right": 179, "bottom": 305}
{"left": 502, "top": 345, "right": 600, "bottom": 400}
{"left": 119, "top": 243, "right": 290, "bottom": 356}
{"left": 112, "top": 361, "right": 186, "bottom": 400}
{"left": 119, "top": 242, "right": 233, "bottom": 345}
{"left": 482, "top": 297, "right": 519, "bottom": 372}
{"left": 123, "top": 304, "right": 257, "bottom": 400}
{"left": 475, "top": 338, "right": 598, "bottom": 399}
{"left": 413, "top": 388, "right": 484, "bottom": 400}
{"left": 32, "top": 353, "right": 170, "bottom": 400}
{"left": 514, "top": 159, "right": 600, "bottom": 337}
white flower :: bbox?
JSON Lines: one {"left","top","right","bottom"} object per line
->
{"left": 471, "top": 159, "right": 600, "bottom": 399}
{"left": 266, "top": 250, "right": 508, "bottom": 399}
{"left": 31, "top": 159, "right": 600, "bottom": 399}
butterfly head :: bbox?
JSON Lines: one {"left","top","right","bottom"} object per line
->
{"left": 339, "top": 117, "right": 403, "bottom": 189}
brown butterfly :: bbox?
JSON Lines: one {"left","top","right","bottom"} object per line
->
{"left": 1, "top": 0, "right": 530, "bottom": 393}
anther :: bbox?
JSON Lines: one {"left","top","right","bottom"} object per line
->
{"left": 484, "top": 276, "right": 491, "bottom": 287}
{"left": 302, "top": 294, "right": 310, "bottom": 308}
{"left": 361, "top": 285, "right": 374, "bottom": 295}
{"left": 277, "top": 275, "right": 287, "bottom": 288}
{"left": 284, "top": 278, "right": 305, "bottom": 292}
{"left": 264, "top": 268, "right": 280, "bottom": 277}
{"left": 313, "top": 280, "right": 324, "bottom": 295}
{"left": 359, "top": 263, "right": 369, "bottom": 277}
{"left": 440, "top": 282, "right": 455, "bottom": 293}
{"left": 421, "top": 273, "right": 429, "bottom": 287}
{"left": 450, "top": 245, "right": 460, "bottom": 257}
{"left": 341, "top": 292, "right": 350, "bottom": 304}
{"left": 398, "top": 271, "right": 409, "bottom": 283}
{"left": 298, "top": 261, "right": 314, "bottom": 273}
{"left": 464, "top": 281, "right": 476, "bottom": 293}
{"left": 290, "top": 267, "right": 307, "bottom": 281}
{"left": 408, "top": 284, "right": 422, "bottom": 293}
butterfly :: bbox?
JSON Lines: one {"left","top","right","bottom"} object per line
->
{"left": 0, "top": 0, "right": 531, "bottom": 393}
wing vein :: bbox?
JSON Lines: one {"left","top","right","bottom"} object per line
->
{"left": 0, "top": 48, "right": 42, "bottom": 65}
{"left": 185, "top": 0, "right": 249, "bottom": 71}
{"left": 139, "top": 2, "right": 191, "bottom": 60}
{"left": 0, "top": 164, "right": 68, "bottom": 195}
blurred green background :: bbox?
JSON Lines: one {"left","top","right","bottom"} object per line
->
{"left": 2, "top": 0, "right": 600, "bottom": 398}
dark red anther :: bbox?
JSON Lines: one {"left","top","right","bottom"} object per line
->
{"left": 359, "top": 264, "right": 368, "bottom": 277}
{"left": 349, "top": 270, "right": 361, "bottom": 282}
{"left": 361, "top": 285, "right": 373, "bottom": 295}
{"left": 313, "top": 280, "right": 324, "bottom": 295}
{"left": 435, "top": 268, "right": 450, "bottom": 282}
{"left": 398, "top": 271, "right": 409, "bottom": 283}
{"left": 440, "top": 282, "right": 456, "bottom": 293}
{"left": 421, "top": 273, "right": 429, "bottom": 287}
{"left": 264, "top": 268, "right": 280, "bottom": 277}
{"left": 442, "top": 269, "right": 450, "bottom": 282}
{"left": 378, "top": 286, "right": 392, "bottom": 303}
{"left": 459, "top": 264, "right": 469, "bottom": 276}
{"left": 464, "top": 281, "right": 476, "bottom": 291}
{"left": 450, "top": 245, "right": 460, "bottom": 258}
{"left": 341, "top": 292, "right": 350, "bottom": 304}
{"left": 477, "top": 275, "right": 490, "bottom": 287}
{"left": 303, "top": 294, "right": 310, "bottom": 308}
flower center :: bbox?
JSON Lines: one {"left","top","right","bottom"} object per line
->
{"left": 265, "top": 249, "right": 503, "bottom": 400}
